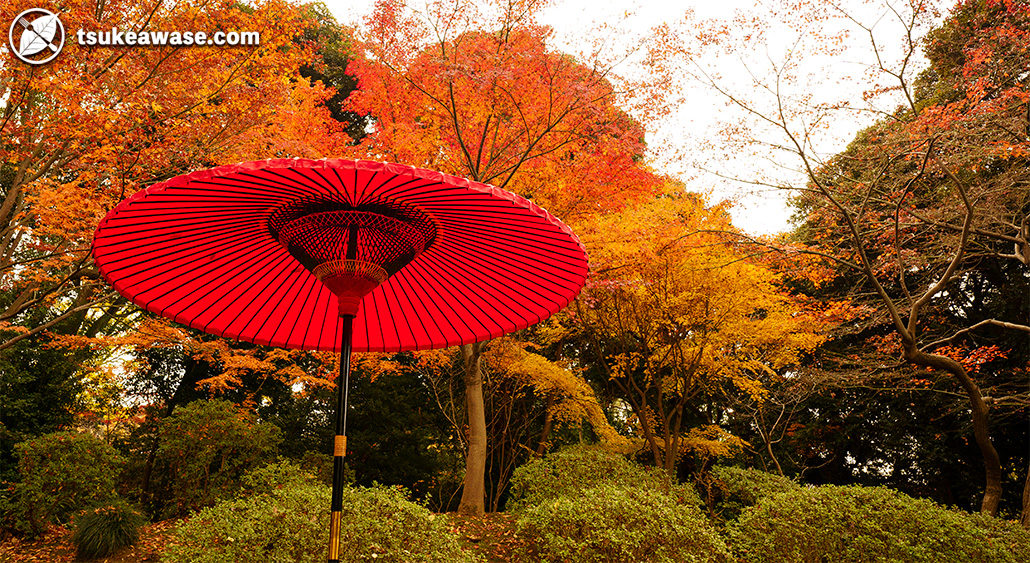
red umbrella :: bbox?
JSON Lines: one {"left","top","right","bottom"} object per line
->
{"left": 92, "top": 158, "right": 587, "bottom": 561}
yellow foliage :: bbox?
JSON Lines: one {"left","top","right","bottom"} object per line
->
{"left": 680, "top": 425, "right": 749, "bottom": 460}
{"left": 566, "top": 186, "right": 832, "bottom": 467}
{"left": 487, "top": 339, "right": 629, "bottom": 449}
{"left": 578, "top": 187, "right": 827, "bottom": 402}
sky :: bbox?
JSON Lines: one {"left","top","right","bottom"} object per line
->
{"left": 323, "top": 0, "right": 947, "bottom": 235}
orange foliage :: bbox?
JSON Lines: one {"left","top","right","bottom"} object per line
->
{"left": 346, "top": 0, "right": 662, "bottom": 220}
{"left": 933, "top": 345, "right": 1008, "bottom": 375}
{"left": 571, "top": 186, "right": 829, "bottom": 470}
{"left": 0, "top": 0, "right": 337, "bottom": 345}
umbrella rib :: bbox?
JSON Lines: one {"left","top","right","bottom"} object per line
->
{"left": 282, "top": 275, "right": 322, "bottom": 350}
{"left": 191, "top": 253, "right": 290, "bottom": 333}
{"left": 250, "top": 264, "right": 311, "bottom": 347}
{"left": 328, "top": 167, "right": 352, "bottom": 206}
{"left": 379, "top": 275, "right": 413, "bottom": 349}
{"left": 432, "top": 213, "right": 581, "bottom": 250}
{"left": 371, "top": 176, "right": 439, "bottom": 202}
{"left": 401, "top": 259, "right": 466, "bottom": 345}
{"left": 313, "top": 167, "right": 348, "bottom": 204}
{"left": 148, "top": 241, "right": 282, "bottom": 319}
{"left": 199, "top": 174, "right": 310, "bottom": 199}
{"left": 436, "top": 233, "right": 578, "bottom": 290}
{"left": 435, "top": 233, "right": 584, "bottom": 291}
{"left": 363, "top": 286, "right": 373, "bottom": 351}
{"left": 389, "top": 268, "right": 445, "bottom": 350}
{"left": 439, "top": 226, "right": 585, "bottom": 272}
{"left": 377, "top": 282, "right": 404, "bottom": 351}
{"left": 98, "top": 227, "right": 274, "bottom": 275}
{"left": 198, "top": 249, "right": 301, "bottom": 337}
{"left": 246, "top": 170, "right": 326, "bottom": 198}
{"left": 354, "top": 166, "right": 368, "bottom": 204}
{"left": 426, "top": 243, "right": 560, "bottom": 314}
{"left": 104, "top": 231, "right": 276, "bottom": 302}
{"left": 168, "top": 184, "right": 291, "bottom": 203}
{"left": 414, "top": 250, "right": 504, "bottom": 342}
{"left": 233, "top": 258, "right": 307, "bottom": 339}
{"left": 110, "top": 204, "right": 270, "bottom": 219}
{"left": 317, "top": 284, "right": 332, "bottom": 352}
{"left": 426, "top": 207, "right": 583, "bottom": 249}
{"left": 93, "top": 213, "right": 267, "bottom": 239}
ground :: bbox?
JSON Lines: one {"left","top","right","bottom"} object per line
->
{"left": 448, "top": 512, "right": 526, "bottom": 561}
{"left": 0, "top": 513, "right": 525, "bottom": 562}
{"left": 0, "top": 519, "right": 177, "bottom": 562}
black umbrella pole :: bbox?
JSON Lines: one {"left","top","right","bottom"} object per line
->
{"left": 328, "top": 314, "right": 354, "bottom": 563}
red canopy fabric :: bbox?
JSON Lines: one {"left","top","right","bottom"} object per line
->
{"left": 92, "top": 159, "right": 588, "bottom": 352}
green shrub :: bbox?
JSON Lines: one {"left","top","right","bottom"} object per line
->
{"left": 507, "top": 444, "right": 701, "bottom": 511}
{"left": 239, "top": 459, "right": 321, "bottom": 496}
{"left": 729, "top": 484, "right": 1023, "bottom": 562}
{"left": 149, "top": 399, "right": 282, "bottom": 518}
{"left": 516, "top": 482, "right": 731, "bottom": 562}
{"left": 163, "top": 481, "right": 477, "bottom": 562}
{"left": 72, "top": 499, "right": 146, "bottom": 559}
{"left": 4, "top": 431, "right": 124, "bottom": 537}
{"left": 298, "top": 450, "right": 334, "bottom": 486}
{"left": 966, "top": 512, "right": 1030, "bottom": 559}
{"left": 705, "top": 465, "right": 799, "bottom": 522}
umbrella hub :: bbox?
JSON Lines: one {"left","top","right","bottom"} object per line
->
{"left": 268, "top": 200, "right": 436, "bottom": 316}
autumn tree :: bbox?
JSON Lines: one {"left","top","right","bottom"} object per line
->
{"left": 348, "top": 0, "right": 665, "bottom": 514}
{"left": 567, "top": 188, "right": 825, "bottom": 481}
{"left": 0, "top": 0, "right": 324, "bottom": 353}
{"left": 373, "top": 340, "right": 626, "bottom": 512}
{"left": 0, "top": 0, "right": 372, "bottom": 510}
{"left": 668, "top": 0, "right": 1028, "bottom": 516}
{"left": 480, "top": 338, "right": 627, "bottom": 509}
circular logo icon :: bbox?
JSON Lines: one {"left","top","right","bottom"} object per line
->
{"left": 8, "top": 8, "right": 65, "bottom": 65}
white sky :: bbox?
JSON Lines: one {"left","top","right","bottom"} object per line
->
{"left": 324, "top": 0, "right": 950, "bottom": 235}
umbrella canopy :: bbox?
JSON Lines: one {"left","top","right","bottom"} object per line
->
{"left": 92, "top": 158, "right": 588, "bottom": 352}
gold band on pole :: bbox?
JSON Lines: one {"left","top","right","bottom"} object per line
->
{"left": 334, "top": 435, "right": 347, "bottom": 458}
{"left": 328, "top": 510, "right": 342, "bottom": 560}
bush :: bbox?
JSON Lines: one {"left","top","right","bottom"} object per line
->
{"left": 705, "top": 465, "right": 799, "bottom": 522}
{"left": 239, "top": 459, "right": 322, "bottom": 495}
{"left": 729, "top": 484, "right": 1024, "bottom": 562}
{"left": 72, "top": 499, "right": 146, "bottom": 559}
{"left": 148, "top": 399, "right": 282, "bottom": 518}
{"left": 516, "top": 482, "right": 731, "bottom": 562}
{"left": 507, "top": 444, "right": 701, "bottom": 511}
{"left": 966, "top": 512, "right": 1030, "bottom": 559}
{"left": 163, "top": 478, "right": 477, "bottom": 562}
{"left": 3, "top": 431, "right": 124, "bottom": 537}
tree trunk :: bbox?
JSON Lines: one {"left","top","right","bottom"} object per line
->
{"left": 766, "top": 433, "right": 785, "bottom": 477}
{"left": 905, "top": 345, "right": 1002, "bottom": 515}
{"left": 536, "top": 396, "right": 555, "bottom": 456}
{"left": 458, "top": 342, "right": 487, "bottom": 516}
{"left": 1021, "top": 458, "right": 1030, "bottom": 529}
{"left": 143, "top": 359, "right": 201, "bottom": 497}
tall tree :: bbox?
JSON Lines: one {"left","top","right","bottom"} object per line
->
{"left": 0, "top": 0, "right": 319, "bottom": 353}
{"left": 569, "top": 189, "right": 826, "bottom": 481}
{"left": 348, "top": 0, "right": 665, "bottom": 514}
{"left": 669, "top": 0, "right": 1028, "bottom": 515}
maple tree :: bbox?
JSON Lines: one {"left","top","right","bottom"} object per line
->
{"left": 669, "top": 0, "right": 1028, "bottom": 516}
{"left": 347, "top": 0, "right": 666, "bottom": 514}
{"left": 568, "top": 188, "right": 826, "bottom": 481}
{"left": 0, "top": 0, "right": 370, "bottom": 520}
{"left": 480, "top": 338, "right": 626, "bottom": 510}
{"left": 0, "top": 0, "right": 334, "bottom": 352}
{"left": 367, "top": 340, "right": 625, "bottom": 512}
